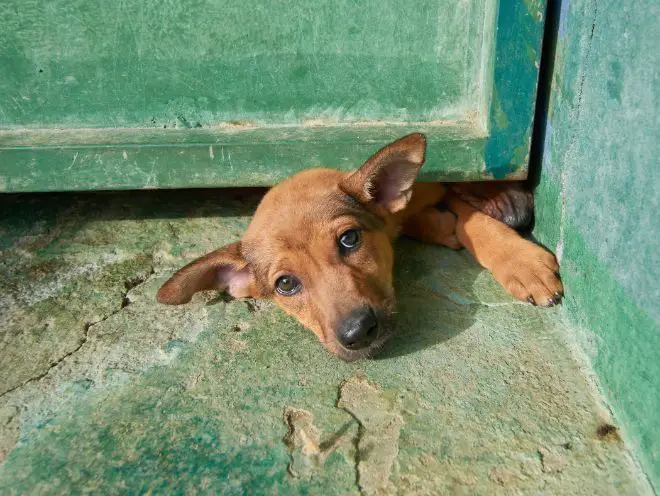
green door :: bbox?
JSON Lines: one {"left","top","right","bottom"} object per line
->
{"left": 0, "top": 1, "right": 545, "bottom": 192}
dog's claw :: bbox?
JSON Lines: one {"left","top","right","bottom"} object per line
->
{"left": 553, "top": 291, "right": 563, "bottom": 301}
{"left": 545, "top": 298, "right": 556, "bottom": 307}
{"left": 527, "top": 296, "right": 536, "bottom": 306}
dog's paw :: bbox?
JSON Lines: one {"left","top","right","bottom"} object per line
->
{"left": 491, "top": 240, "right": 564, "bottom": 307}
{"left": 434, "top": 210, "right": 462, "bottom": 249}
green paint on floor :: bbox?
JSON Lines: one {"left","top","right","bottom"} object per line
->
{"left": 0, "top": 191, "right": 650, "bottom": 494}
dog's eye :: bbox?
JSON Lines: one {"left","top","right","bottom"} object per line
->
{"left": 275, "top": 275, "right": 301, "bottom": 296}
{"left": 338, "top": 229, "right": 361, "bottom": 253}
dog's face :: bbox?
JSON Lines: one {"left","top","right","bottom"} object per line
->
{"left": 158, "top": 134, "right": 426, "bottom": 360}
{"left": 238, "top": 168, "right": 400, "bottom": 360}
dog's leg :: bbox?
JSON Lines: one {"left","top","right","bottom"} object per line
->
{"left": 449, "top": 181, "right": 534, "bottom": 231}
{"left": 446, "top": 196, "right": 564, "bottom": 306}
{"left": 401, "top": 208, "right": 461, "bottom": 249}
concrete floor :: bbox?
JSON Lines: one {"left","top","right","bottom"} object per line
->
{"left": 0, "top": 190, "right": 650, "bottom": 495}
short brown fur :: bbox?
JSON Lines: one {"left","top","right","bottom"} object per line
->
{"left": 158, "top": 134, "right": 563, "bottom": 360}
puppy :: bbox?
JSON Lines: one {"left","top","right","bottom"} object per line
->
{"left": 158, "top": 134, "right": 563, "bottom": 361}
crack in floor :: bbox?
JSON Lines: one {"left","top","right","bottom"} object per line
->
{"left": 282, "top": 378, "right": 404, "bottom": 494}
{"left": 0, "top": 321, "right": 95, "bottom": 400}
{"left": 0, "top": 266, "right": 156, "bottom": 400}
{"left": 283, "top": 407, "right": 354, "bottom": 479}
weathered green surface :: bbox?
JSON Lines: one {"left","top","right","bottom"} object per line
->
{"left": 0, "top": 126, "right": 487, "bottom": 191}
{"left": 0, "top": 0, "right": 544, "bottom": 191}
{"left": 0, "top": 191, "right": 650, "bottom": 494}
{"left": 485, "top": 0, "right": 545, "bottom": 178}
{"left": 533, "top": 0, "right": 659, "bottom": 490}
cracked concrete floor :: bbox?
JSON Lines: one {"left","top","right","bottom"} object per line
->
{"left": 0, "top": 190, "right": 650, "bottom": 495}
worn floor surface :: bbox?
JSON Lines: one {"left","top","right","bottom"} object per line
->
{"left": 0, "top": 190, "right": 650, "bottom": 495}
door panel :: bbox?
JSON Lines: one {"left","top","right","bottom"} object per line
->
{"left": 0, "top": 1, "right": 546, "bottom": 192}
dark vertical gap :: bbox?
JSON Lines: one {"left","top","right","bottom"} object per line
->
{"left": 527, "top": 0, "right": 562, "bottom": 190}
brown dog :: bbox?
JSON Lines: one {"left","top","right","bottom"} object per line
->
{"left": 158, "top": 134, "right": 563, "bottom": 361}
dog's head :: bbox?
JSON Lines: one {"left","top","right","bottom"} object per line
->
{"left": 158, "top": 134, "right": 426, "bottom": 360}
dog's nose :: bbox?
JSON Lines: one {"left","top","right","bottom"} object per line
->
{"left": 336, "top": 307, "right": 379, "bottom": 350}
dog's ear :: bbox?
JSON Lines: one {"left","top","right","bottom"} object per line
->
{"left": 157, "top": 241, "right": 257, "bottom": 304}
{"left": 340, "top": 133, "right": 427, "bottom": 213}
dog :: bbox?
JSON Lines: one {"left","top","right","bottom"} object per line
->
{"left": 158, "top": 134, "right": 563, "bottom": 361}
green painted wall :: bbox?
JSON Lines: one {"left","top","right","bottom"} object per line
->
{"left": 533, "top": 0, "right": 659, "bottom": 489}
{"left": 0, "top": 0, "right": 545, "bottom": 191}
{"left": 1, "top": 0, "right": 485, "bottom": 126}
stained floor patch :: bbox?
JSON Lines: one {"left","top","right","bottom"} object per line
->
{"left": 338, "top": 377, "right": 404, "bottom": 495}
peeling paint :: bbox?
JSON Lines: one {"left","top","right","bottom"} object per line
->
{"left": 338, "top": 377, "right": 404, "bottom": 496}
{"left": 283, "top": 407, "right": 323, "bottom": 478}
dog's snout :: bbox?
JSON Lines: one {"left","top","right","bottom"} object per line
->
{"left": 336, "top": 307, "right": 379, "bottom": 350}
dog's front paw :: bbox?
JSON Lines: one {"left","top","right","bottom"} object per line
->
{"left": 491, "top": 240, "right": 564, "bottom": 307}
